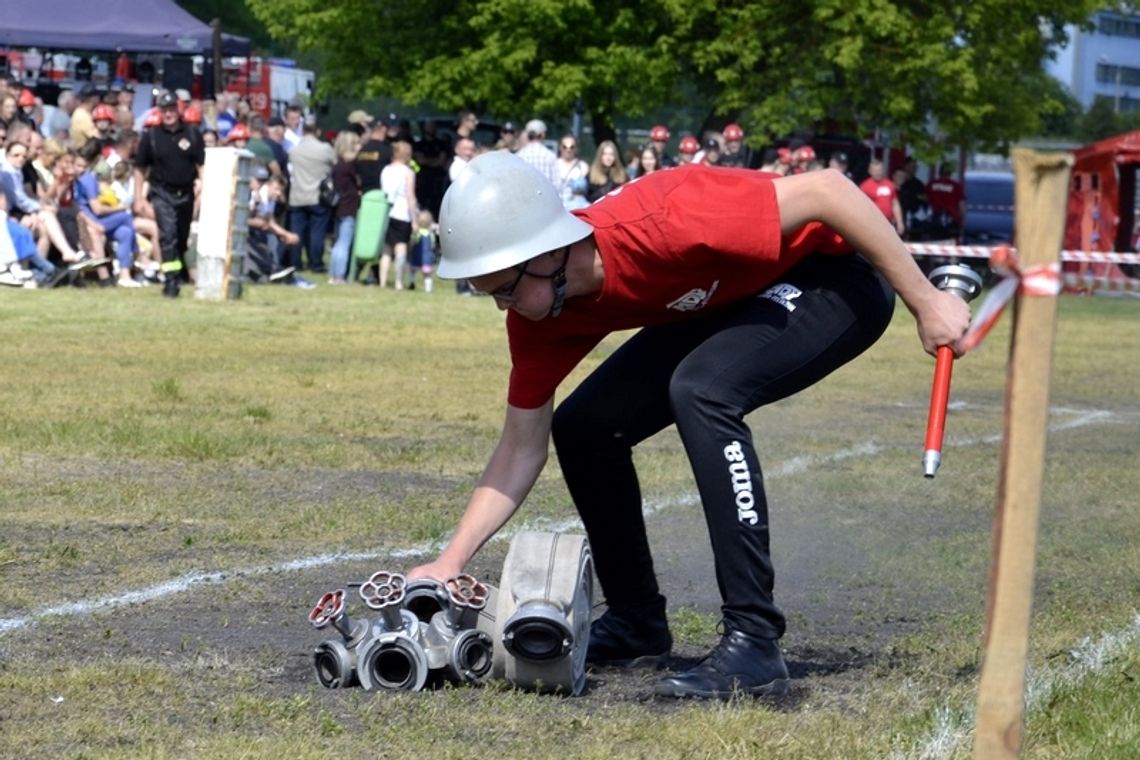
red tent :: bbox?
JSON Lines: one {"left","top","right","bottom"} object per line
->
{"left": 1064, "top": 131, "right": 1140, "bottom": 282}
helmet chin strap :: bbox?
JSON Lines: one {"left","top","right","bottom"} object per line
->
{"left": 549, "top": 245, "right": 571, "bottom": 318}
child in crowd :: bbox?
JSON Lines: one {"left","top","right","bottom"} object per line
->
{"left": 407, "top": 209, "right": 438, "bottom": 292}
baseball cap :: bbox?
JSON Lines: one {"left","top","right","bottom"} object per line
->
{"left": 175, "top": 88, "right": 191, "bottom": 102}
{"left": 347, "top": 109, "right": 374, "bottom": 125}
{"left": 156, "top": 91, "right": 178, "bottom": 108}
{"left": 831, "top": 151, "right": 848, "bottom": 165}
{"left": 384, "top": 112, "right": 400, "bottom": 128}
{"left": 524, "top": 119, "right": 547, "bottom": 136}
{"left": 705, "top": 137, "right": 720, "bottom": 150}
{"left": 501, "top": 121, "right": 516, "bottom": 133}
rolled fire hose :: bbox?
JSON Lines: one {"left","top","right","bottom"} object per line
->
{"left": 490, "top": 531, "right": 593, "bottom": 695}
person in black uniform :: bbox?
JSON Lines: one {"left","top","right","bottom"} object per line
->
{"left": 133, "top": 90, "right": 204, "bottom": 298}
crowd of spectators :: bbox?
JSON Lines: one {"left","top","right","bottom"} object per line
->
{"left": 1, "top": 74, "right": 967, "bottom": 292}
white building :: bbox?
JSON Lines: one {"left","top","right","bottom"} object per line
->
{"left": 1047, "top": 9, "right": 1140, "bottom": 113}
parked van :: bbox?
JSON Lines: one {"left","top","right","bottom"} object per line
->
{"left": 963, "top": 170, "right": 1015, "bottom": 244}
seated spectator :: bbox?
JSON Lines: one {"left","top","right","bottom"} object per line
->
{"left": 0, "top": 190, "right": 65, "bottom": 288}
{"left": 39, "top": 89, "right": 75, "bottom": 142}
{"left": 111, "top": 160, "right": 161, "bottom": 281}
{"left": 246, "top": 172, "right": 300, "bottom": 285}
{"left": 0, "top": 94, "right": 17, "bottom": 128}
{"left": 31, "top": 137, "right": 65, "bottom": 194}
{"left": 1, "top": 127, "right": 87, "bottom": 267}
{"left": 74, "top": 142, "right": 141, "bottom": 287}
{"left": 16, "top": 89, "right": 40, "bottom": 131}
{"left": 629, "top": 144, "right": 661, "bottom": 179}
{"left": 586, "top": 140, "right": 628, "bottom": 203}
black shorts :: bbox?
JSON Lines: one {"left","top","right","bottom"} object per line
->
{"left": 385, "top": 218, "right": 411, "bottom": 246}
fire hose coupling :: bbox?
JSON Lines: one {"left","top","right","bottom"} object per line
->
{"left": 309, "top": 589, "right": 373, "bottom": 689}
{"left": 309, "top": 570, "right": 496, "bottom": 692}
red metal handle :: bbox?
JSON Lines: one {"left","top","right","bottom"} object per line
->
{"left": 922, "top": 345, "right": 955, "bottom": 477}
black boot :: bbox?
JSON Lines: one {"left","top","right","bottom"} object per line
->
{"left": 587, "top": 596, "right": 672, "bottom": 668}
{"left": 163, "top": 276, "right": 180, "bottom": 299}
{"left": 655, "top": 629, "right": 789, "bottom": 699}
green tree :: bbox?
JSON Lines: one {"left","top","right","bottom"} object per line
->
{"left": 1077, "top": 96, "right": 1123, "bottom": 142}
{"left": 245, "top": 0, "right": 1101, "bottom": 151}
{"left": 175, "top": 0, "right": 281, "bottom": 53}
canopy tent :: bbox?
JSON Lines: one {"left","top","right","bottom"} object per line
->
{"left": 1064, "top": 130, "right": 1140, "bottom": 254}
{"left": 0, "top": 0, "right": 251, "bottom": 56}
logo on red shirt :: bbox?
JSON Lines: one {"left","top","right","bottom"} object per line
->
{"left": 667, "top": 280, "right": 719, "bottom": 311}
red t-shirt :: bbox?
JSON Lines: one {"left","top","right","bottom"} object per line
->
{"left": 926, "top": 177, "right": 964, "bottom": 223}
{"left": 504, "top": 164, "right": 852, "bottom": 409}
{"left": 859, "top": 177, "right": 898, "bottom": 220}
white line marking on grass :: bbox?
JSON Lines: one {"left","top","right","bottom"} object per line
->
{"left": 0, "top": 407, "right": 1124, "bottom": 638}
{"left": 895, "top": 612, "right": 1140, "bottom": 760}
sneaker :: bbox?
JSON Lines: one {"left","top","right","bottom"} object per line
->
{"left": 0, "top": 271, "right": 23, "bottom": 287}
{"left": 654, "top": 629, "right": 789, "bottom": 700}
{"left": 290, "top": 275, "right": 317, "bottom": 290}
{"left": 587, "top": 597, "right": 672, "bottom": 668}
{"left": 269, "top": 266, "right": 295, "bottom": 282}
{"left": 67, "top": 253, "right": 111, "bottom": 272}
{"left": 163, "top": 277, "right": 181, "bottom": 299}
{"left": 118, "top": 277, "right": 144, "bottom": 288}
{"left": 4, "top": 264, "right": 34, "bottom": 282}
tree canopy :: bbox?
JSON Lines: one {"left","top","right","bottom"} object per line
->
{"left": 244, "top": 0, "right": 1101, "bottom": 152}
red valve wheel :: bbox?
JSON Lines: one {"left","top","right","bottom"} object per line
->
{"left": 308, "top": 589, "right": 345, "bottom": 628}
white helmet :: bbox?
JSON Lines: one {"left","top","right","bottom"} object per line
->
{"left": 437, "top": 152, "right": 593, "bottom": 280}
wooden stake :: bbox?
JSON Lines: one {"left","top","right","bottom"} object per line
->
{"left": 973, "top": 149, "right": 1073, "bottom": 759}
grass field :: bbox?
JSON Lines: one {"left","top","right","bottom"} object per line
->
{"left": 0, "top": 283, "right": 1137, "bottom": 759}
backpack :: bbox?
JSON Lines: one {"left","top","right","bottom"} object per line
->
{"left": 318, "top": 173, "right": 340, "bottom": 208}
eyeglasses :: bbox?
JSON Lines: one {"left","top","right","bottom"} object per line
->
{"left": 472, "top": 262, "right": 529, "bottom": 304}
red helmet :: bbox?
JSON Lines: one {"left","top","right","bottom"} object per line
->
{"left": 793, "top": 145, "right": 816, "bottom": 164}
{"left": 678, "top": 135, "right": 700, "bottom": 154}
{"left": 92, "top": 103, "right": 116, "bottom": 122}
{"left": 649, "top": 124, "right": 670, "bottom": 142}
{"left": 226, "top": 122, "right": 251, "bottom": 142}
{"left": 143, "top": 108, "right": 162, "bottom": 128}
{"left": 182, "top": 105, "right": 202, "bottom": 125}
{"left": 723, "top": 123, "right": 744, "bottom": 141}
{"left": 18, "top": 89, "right": 36, "bottom": 108}
{"left": 777, "top": 147, "right": 793, "bottom": 165}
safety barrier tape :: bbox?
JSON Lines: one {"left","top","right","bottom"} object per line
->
{"left": 905, "top": 243, "right": 1140, "bottom": 265}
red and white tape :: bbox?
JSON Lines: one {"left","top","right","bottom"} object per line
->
{"left": 906, "top": 243, "right": 1140, "bottom": 265}
{"left": 959, "top": 246, "right": 1061, "bottom": 353}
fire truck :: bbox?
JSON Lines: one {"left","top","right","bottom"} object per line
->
{"left": 221, "top": 57, "right": 315, "bottom": 119}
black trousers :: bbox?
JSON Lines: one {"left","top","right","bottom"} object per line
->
{"left": 150, "top": 185, "right": 194, "bottom": 274}
{"left": 551, "top": 253, "right": 896, "bottom": 638}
